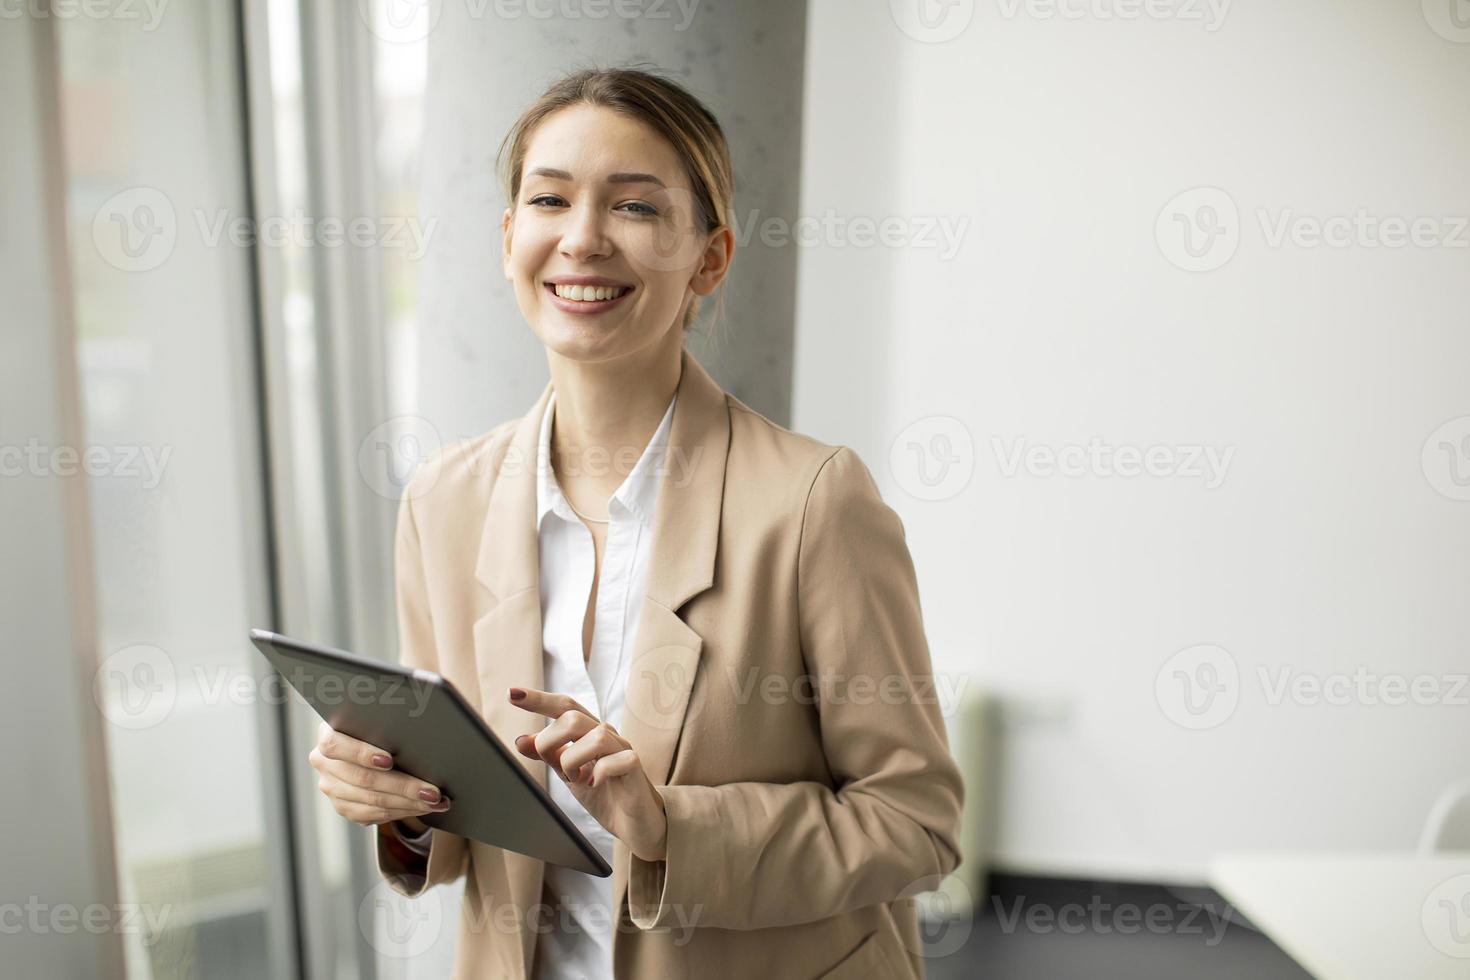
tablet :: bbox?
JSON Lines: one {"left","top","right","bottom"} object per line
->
{"left": 249, "top": 628, "right": 612, "bottom": 877}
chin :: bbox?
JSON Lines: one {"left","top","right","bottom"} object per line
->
{"left": 536, "top": 317, "right": 628, "bottom": 360}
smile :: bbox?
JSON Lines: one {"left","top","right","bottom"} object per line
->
{"left": 544, "top": 282, "right": 634, "bottom": 314}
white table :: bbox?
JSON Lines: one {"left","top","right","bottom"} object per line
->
{"left": 1210, "top": 851, "right": 1470, "bottom": 980}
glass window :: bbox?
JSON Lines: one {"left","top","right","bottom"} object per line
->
{"left": 57, "top": 6, "right": 298, "bottom": 978}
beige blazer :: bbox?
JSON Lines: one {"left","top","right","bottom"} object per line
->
{"left": 376, "top": 348, "right": 964, "bottom": 979}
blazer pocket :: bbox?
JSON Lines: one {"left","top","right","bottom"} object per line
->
{"left": 814, "top": 930, "right": 906, "bottom": 979}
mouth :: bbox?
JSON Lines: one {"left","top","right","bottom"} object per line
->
{"left": 544, "top": 281, "right": 635, "bottom": 314}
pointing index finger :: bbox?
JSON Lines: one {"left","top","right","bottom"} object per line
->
{"left": 508, "top": 686, "right": 594, "bottom": 720}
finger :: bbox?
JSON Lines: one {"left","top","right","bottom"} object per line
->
{"left": 514, "top": 733, "right": 569, "bottom": 781}
{"left": 513, "top": 733, "right": 539, "bottom": 762}
{"left": 513, "top": 711, "right": 598, "bottom": 774}
{"left": 318, "top": 754, "right": 447, "bottom": 808}
{"left": 353, "top": 801, "right": 433, "bottom": 824}
{"left": 558, "top": 726, "right": 625, "bottom": 781}
{"left": 326, "top": 775, "right": 446, "bottom": 822}
{"left": 320, "top": 765, "right": 450, "bottom": 815}
{"left": 320, "top": 771, "right": 449, "bottom": 820}
{"left": 508, "top": 686, "right": 595, "bottom": 721}
{"left": 589, "top": 748, "right": 641, "bottom": 786}
{"left": 531, "top": 711, "right": 599, "bottom": 764}
{"left": 316, "top": 725, "right": 395, "bottom": 772}
{"left": 339, "top": 800, "right": 430, "bottom": 826}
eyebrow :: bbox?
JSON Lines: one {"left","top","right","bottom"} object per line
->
{"left": 525, "top": 167, "right": 666, "bottom": 188}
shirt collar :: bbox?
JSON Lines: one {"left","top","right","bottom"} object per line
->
{"left": 536, "top": 388, "right": 678, "bottom": 530}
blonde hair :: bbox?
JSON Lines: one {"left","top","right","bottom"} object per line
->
{"left": 496, "top": 65, "right": 734, "bottom": 334}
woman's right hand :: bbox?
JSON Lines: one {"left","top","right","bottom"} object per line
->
{"left": 309, "top": 721, "right": 452, "bottom": 829}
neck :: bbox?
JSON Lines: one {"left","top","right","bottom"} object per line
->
{"left": 545, "top": 328, "right": 683, "bottom": 498}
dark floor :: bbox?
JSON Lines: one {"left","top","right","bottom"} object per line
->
{"left": 920, "top": 874, "right": 1313, "bottom": 980}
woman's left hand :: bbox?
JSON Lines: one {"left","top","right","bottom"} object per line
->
{"left": 507, "top": 686, "right": 668, "bottom": 863}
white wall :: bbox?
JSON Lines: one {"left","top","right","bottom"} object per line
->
{"left": 796, "top": 0, "right": 1470, "bottom": 882}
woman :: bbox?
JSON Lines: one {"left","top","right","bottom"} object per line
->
{"left": 309, "top": 67, "right": 964, "bottom": 979}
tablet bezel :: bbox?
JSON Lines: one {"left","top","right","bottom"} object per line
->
{"left": 249, "top": 627, "right": 612, "bottom": 878}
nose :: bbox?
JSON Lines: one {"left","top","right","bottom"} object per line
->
{"left": 558, "top": 199, "right": 612, "bottom": 263}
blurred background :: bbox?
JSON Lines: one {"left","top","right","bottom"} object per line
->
{"left": 4, "top": 1, "right": 1469, "bottom": 978}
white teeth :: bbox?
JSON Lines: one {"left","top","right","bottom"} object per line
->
{"left": 552, "top": 283, "right": 629, "bottom": 301}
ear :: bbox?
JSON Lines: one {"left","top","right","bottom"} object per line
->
{"left": 689, "top": 225, "right": 735, "bottom": 297}
{"left": 501, "top": 207, "right": 514, "bottom": 280}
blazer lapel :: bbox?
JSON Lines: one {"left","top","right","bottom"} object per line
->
{"left": 469, "top": 348, "right": 729, "bottom": 974}
{"left": 616, "top": 347, "right": 729, "bottom": 785}
{"left": 610, "top": 349, "right": 729, "bottom": 932}
{"left": 473, "top": 376, "right": 552, "bottom": 762}
{"left": 470, "top": 376, "right": 553, "bottom": 978}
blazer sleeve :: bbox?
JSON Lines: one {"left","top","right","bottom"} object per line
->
{"left": 375, "top": 483, "right": 471, "bottom": 898}
{"left": 627, "top": 446, "right": 965, "bottom": 931}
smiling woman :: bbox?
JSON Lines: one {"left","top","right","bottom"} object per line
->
{"left": 309, "top": 66, "right": 963, "bottom": 980}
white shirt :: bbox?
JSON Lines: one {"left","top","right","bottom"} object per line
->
{"left": 402, "top": 387, "right": 677, "bottom": 979}
{"left": 531, "top": 387, "right": 675, "bottom": 980}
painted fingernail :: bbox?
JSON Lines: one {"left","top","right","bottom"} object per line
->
{"left": 509, "top": 688, "right": 526, "bottom": 702}
{"left": 419, "top": 788, "right": 441, "bottom": 803}
{"left": 371, "top": 754, "right": 393, "bottom": 769}
{"left": 432, "top": 798, "right": 451, "bottom": 811}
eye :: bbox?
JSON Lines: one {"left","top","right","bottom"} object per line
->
{"left": 617, "top": 201, "right": 659, "bottom": 217}
{"left": 527, "top": 194, "right": 565, "bottom": 208}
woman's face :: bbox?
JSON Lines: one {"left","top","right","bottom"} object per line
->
{"left": 502, "top": 103, "right": 729, "bottom": 363}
